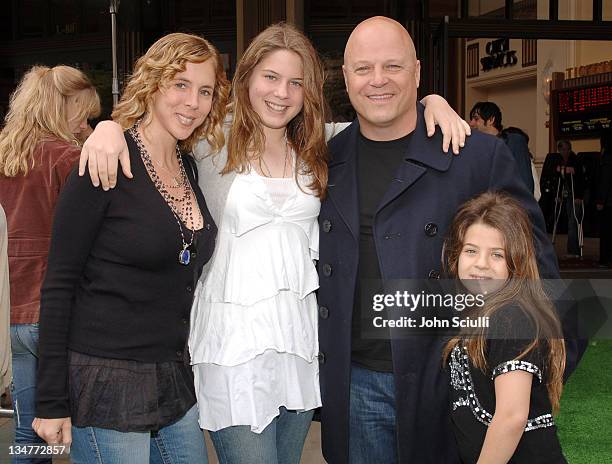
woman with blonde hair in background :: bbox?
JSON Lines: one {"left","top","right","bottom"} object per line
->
{"left": 0, "top": 65, "right": 100, "bottom": 464}
{"left": 32, "top": 33, "right": 229, "bottom": 463}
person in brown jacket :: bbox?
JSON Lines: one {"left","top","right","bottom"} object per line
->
{"left": 0, "top": 65, "right": 100, "bottom": 463}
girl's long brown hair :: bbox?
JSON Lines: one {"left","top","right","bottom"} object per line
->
{"left": 112, "top": 32, "right": 230, "bottom": 154}
{"left": 0, "top": 65, "right": 100, "bottom": 177}
{"left": 222, "top": 23, "right": 329, "bottom": 198}
{"left": 442, "top": 192, "right": 565, "bottom": 413}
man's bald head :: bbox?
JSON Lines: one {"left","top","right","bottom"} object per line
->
{"left": 344, "top": 16, "right": 417, "bottom": 65}
{"left": 342, "top": 16, "right": 421, "bottom": 141}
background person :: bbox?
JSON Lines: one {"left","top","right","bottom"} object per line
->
{"left": 469, "top": 101, "right": 534, "bottom": 195}
{"left": 597, "top": 129, "right": 612, "bottom": 267}
{"left": 443, "top": 192, "right": 567, "bottom": 464}
{"left": 0, "top": 64, "right": 100, "bottom": 464}
{"left": 32, "top": 33, "right": 229, "bottom": 463}
{"left": 0, "top": 205, "right": 10, "bottom": 400}
{"left": 501, "top": 126, "right": 541, "bottom": 201}
{"left": 540, "top": 139, "right": 585, "bottom": 257}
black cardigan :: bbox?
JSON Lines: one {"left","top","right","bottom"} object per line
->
{"left": 36, "top": 132, "right": 216, "bottom": 418}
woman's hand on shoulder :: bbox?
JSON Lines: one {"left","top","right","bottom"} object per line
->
{"left": 79, "top": 120, "right": 131, "bottom": 190}
{"left": 421, "top": 94, "right": 471, "bottom": 155}
{"left": 32, "top": 417, "right": 72, "bottom": 446}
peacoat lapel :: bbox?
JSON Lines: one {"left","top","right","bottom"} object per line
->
{"left": 376, "top": 103, "right": 453, "bottom": 214}
{"left": 326, "top": 121, "right": 360, "bottom": 241}
{"left": 326, "top": 104, "right": 455, "bottom": 236}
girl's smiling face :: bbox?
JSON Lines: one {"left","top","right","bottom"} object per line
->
{"left": 247, "top": 49, "right": 304, "bottom": 136}
{"left": 458, "top": 222, "right": 509, "bottom": 293}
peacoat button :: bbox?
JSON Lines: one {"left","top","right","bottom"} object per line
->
{"left": 176, "top": 350, "right": 184, "bottom": 358}
{"left": 424, "top": 222, "right": 438, "bottom": 237}
{"left": 322, "top": 219, "right": 332, "bottom": 233}
{"left": 317, "top": 352, "right": 326, "bottom": 364}
{"left": 322, "top": 264, "right": 333, "bottom": 277}
{"left": 428, "top": 269, "right": 440, "bottom": 279}
{"left": 319, "top": 306, "right": 329, "bottom": 319}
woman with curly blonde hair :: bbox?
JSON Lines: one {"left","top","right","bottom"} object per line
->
{"left": 32, "top": 33, "right": 229, "bottom": 463}
{"left": 0, "top": 64, "right": 99, "bottom": 464}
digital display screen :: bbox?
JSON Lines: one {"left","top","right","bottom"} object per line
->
{"left": 556, "top": 83, "right": 612, "bottom": 137}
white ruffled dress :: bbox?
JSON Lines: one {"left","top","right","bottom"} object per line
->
{"left": 189, "top": 167, "right": 321, "bottom": 433}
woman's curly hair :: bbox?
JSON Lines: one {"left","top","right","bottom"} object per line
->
{"left": 112, "top": 32, "right": 230, "bottom": 154}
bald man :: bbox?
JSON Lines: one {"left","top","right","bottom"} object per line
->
{"left": 342, "top": 16, "right": 420, "bottom": 141}
{"left": 317, "top": 16, "right": 567, "bottom": 464}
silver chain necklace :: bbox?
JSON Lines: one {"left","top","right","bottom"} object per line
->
{"left": 258, "top": 135, "right": 290, "bottom": 178}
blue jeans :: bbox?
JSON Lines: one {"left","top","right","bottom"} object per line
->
{"left": 70, "top": 405, "right": 207, "bottom": 464}
{"left": 348, "top": 364, "right": 398, "bottom": 464}
{"left": 10, "top": 323, "right": 51, "bottom": 464}
{"left": 209, "top": 407, "right": 314, "bottom": 464}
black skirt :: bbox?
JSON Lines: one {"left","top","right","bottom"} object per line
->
{"left": 68, "top": 350, "right": 196, "bottom": 432}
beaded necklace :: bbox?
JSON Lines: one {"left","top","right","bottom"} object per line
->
{"left": 129, "top": 125, "right": 202, "bottom": 265}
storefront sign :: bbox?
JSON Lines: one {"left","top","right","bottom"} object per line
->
{"left": 481, "top": 38, "right": 517, "bottom": 72}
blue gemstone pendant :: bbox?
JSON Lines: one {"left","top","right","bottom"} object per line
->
{"left": 178, "top": 248, "right": 191, "bottom": 265}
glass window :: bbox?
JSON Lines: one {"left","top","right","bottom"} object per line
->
{"left": 469, "top": 0, "right": 505, "bottom": 18}
{"left": 513, "top": 0, "right": 537, "bottom": 20}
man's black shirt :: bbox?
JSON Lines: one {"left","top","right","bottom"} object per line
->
{"left": 352, "top": 132, "right": 411, "bottom": 372}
